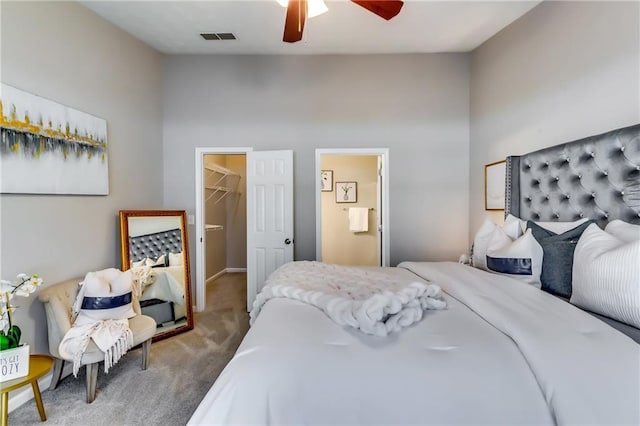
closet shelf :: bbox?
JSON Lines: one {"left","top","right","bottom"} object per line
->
{"left": 204, "top": 163, "right": 242, "bottom": 204}
{"left": 204, "top": 163, "right": 239, "bottom": 177}
{"left": 205, "top": 224, "right": 224, "bottom": 231}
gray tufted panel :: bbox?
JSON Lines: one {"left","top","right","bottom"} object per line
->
{"left": 129, "top": 228, "right": 183, "bottom": 262}
{"left": 506, "top": 124, "right": 640, "bottom": 228}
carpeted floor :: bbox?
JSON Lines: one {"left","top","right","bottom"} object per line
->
{"left": 10, "top": 273, "right": 249, "bottom": 426}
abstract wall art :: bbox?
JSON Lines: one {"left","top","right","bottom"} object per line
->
{"left": 0, "top": 83, "right": 109, "bottom": 195}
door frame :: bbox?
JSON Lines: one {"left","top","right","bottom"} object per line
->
{"left": 315, "top": 148, "right": 390, "bottom": 266}
{"left": 194, "top": 147, "right": 252, "bottom": 312}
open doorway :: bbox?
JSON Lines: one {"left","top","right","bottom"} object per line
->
{"left": 315, "top": 148, "right": 390, "bottom": 267}
{"left": 195, "top": 147, "right": 251, "bottom": 312}
{"left": 195, "top": 148, "right": 295, "bottom": 312}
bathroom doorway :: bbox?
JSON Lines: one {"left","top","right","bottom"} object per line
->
{"left": 315, "top": 148, "right": 390, "bottom": 267}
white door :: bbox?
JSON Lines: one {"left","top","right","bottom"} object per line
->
{"left": 246, "top": 150, "right": 294, "bottom": 311}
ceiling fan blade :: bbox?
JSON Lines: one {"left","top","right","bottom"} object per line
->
{"left": 283, "top": 0, "right": 307, "bottom": 43}
{"left": 351, "top": 0, "right": 404, "bottom": 20}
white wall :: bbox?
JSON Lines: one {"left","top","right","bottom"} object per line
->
{"left": 163, "top": 54, "right": 470, "bottom": 269}
{"left": 470, "top": 1, "right": 640, "bottom": 238}
{"left": 0, "top": 2, "right": 163, "bottom": 355}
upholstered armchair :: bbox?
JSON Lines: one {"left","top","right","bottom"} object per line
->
{"left": 38, "top": 278, "right": 156, "bottom": 403}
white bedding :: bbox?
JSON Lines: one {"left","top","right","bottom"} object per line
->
{"left": 141, "top": 266, "right": 186, "bottom": 320}
{"left": 188, "top": 262, "right": 640, "bottom": 426}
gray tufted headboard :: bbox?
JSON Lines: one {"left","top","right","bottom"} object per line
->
{"left": 129, "top": 228, "right": 183, "bottom": 263}
{"left": 506, "top": 124, "right": 640, "bottom": 228}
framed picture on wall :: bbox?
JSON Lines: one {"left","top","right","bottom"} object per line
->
{"left": 485, "top": 160, "right": 506, "bottom": 210}
{"left": 336, "top": 181, "right": 357, "bottom": 203}
{"left": 321, "top": 170, "right": 333, "bottom": 192}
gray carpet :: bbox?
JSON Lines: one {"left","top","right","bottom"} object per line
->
{"left": 10, "top": 273, "right": 249, "bottom": 426}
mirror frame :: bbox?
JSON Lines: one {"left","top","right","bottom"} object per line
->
{"left": 119, "top": 209, "right": 194, "bottom": 342}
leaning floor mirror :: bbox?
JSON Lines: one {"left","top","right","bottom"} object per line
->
{"left": 119, "top": 210, "right": 194, "bottom": 341}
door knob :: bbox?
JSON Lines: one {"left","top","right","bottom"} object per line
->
{"left": 284, "top": 238, "right": 292, "bottom": 245}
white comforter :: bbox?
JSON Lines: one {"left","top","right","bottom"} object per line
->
{"left": 189, "top": 262, "right": 640, "bottom": 425}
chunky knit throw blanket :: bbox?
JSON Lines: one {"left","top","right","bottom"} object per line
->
{"left": 250, "top": 261, "right": 447, "bottom": 336}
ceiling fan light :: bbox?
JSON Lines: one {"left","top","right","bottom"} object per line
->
{"left": 277, "top": 0, "right": 328, "bottom": 18}
{"left": 307, "top": 0, "right": 329, "bottom": 18}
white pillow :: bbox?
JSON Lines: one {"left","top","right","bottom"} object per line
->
{"left": 131, "top": 258, "right": 146, "bottom": 268}
{"left": 571, "top": 224, "right": 640, "bottom": 328}
{"left": 605, "top": 220, "right": 640, "bottom": 243}
{"left": 518, "top": 217, "right": 590, "bottom": 234}
{"left": 472, "top": 215, "right": 522, "bottom": 270}
{"left": 74, "top": 268, "right": 137, "bottom": 326}
{"left": 485, "top": 228, "right": 543, "bottom": 287}
{"left": 169, "top": 252, "right": 184, "bottom": 267}
{"left": 146, "top": 255, "right": 166, "bottom": 268}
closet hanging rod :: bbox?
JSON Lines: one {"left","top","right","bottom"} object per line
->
{"left": 342, "top": 207, "right": 375, "bottom": 211}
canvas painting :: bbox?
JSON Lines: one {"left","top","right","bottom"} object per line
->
{"left": 0, "top": 83, "right": 109, "bottom": 195}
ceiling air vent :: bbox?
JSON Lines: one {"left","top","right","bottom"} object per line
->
{"left": 200, "top": 33, "right": 236, "bottom": 41}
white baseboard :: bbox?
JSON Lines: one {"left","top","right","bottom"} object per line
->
{"left": 8, "top": 361, "right": 73, "bottom": 413}
{"left": 206, "top": 268, "right": 246, "bottom": 285}
{"left": 205, "top": 269, "right": 226, "bottom": 284}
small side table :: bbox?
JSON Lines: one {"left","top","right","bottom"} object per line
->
{"left": 1, "top": 354, "right": 53, "bottom": 426}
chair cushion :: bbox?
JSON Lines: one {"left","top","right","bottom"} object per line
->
{"left": 73, "top": 315, "right": 156, "bottom": 365}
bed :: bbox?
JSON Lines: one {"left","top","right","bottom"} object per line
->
{"left": 129, "top": 229, "right": 187, "bottom": 325}
{"left": 188, "top": 124, "right": 640, "bottom": 425}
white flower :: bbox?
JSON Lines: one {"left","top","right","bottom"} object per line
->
{"left": 0, "top": 280, "right": 13, "bottom": 294}
{"left": 16, "top": 273, "right": 29, "bottom": 281}
{"left": 0, "top": 317, "right": 8, "bottom": 333}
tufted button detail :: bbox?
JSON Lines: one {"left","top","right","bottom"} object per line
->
{"left": 621, "top": 191, "right": 625, "bottom": 196}
{"left": 565, "top": 194, "right": 571, "bottom": 200}
{"left": 578, "top": 174, "right": 582, "bottom": 179}
{"left": 545, "top": 195, "right": 550, "bottom": 200}
{"left": 621, "top": 146, "right": 625, "bottom": 152}
{"left": 603, "top": 171, "right": 608, "bottom": 176}
{"left": 590, "top": 152, "right": 595, "bottom": 158}
{"left": 591, "top": 193, "right": 596, "bottom": 198}
{"left": 603, "top": 213, "right": 609, "bottom": 218}
{"left": 579, "top": 213, "right": 584, "bottom": 218}
{"left": 555, "top": 176, "right": 560, "bottom": 181}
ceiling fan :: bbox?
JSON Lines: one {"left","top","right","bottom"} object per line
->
{"left": 277, "top": 0, "right": 404, "bottom": 43}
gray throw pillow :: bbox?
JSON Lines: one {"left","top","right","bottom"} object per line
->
{"left": 527, "top": 220, "right": 594, "bottom": 298}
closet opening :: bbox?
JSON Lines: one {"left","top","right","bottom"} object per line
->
{"left": 194, "top": 148, "right": 251, "bottom": 312}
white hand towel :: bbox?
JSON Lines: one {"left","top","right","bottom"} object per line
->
{"left": 349, "top": 207, "right": 369, "bottom": 233}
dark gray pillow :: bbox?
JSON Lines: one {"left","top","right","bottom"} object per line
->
{"left": 527, "top": 220, "right": 594, "bottom": 298}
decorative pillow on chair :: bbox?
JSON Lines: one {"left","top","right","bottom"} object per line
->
{"left": 485, "top": 227, "right": 543, "bottom": 287}
{"left": 74, "top": 268, "right": 137, "bottom": 326}
{"left": 527, "top": 220, "right": 594, "bottom": 298}
{"left": 571, "top": 224, "right": 640, "bottom": 328}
